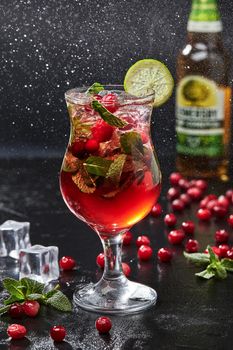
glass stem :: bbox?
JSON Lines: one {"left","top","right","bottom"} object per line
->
{"left": 100, "top": 233, "right": 125, "bottom": 281}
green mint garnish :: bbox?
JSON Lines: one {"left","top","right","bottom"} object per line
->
{"left": 86, "top": 82, "right": 104, "bottom": 95}
{"left": 184, "top": 246, "right": 233, "bottom": 280}
{"left": 0, "top": 277, "right": 72, "bottom": 315}
{"left": 120, "top": 131, "right": 144, "bottom": 155}
{"left": 91, "top": 100, "right": 127, "bottom": 128}
{"left": 72, "top": 166, "right": 96, "bottom": 194}
{"left": 84, "top": 156, "right": 113, "bottom": 177}
{"left": 106, "top": 154, "right": 127, "bottom": 185}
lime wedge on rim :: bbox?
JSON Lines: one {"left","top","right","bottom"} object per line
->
{"left": 124, "top": 59, "right": 174, "bottom": 107}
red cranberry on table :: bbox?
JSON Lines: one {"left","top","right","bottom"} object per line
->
{"left": 85, "top": 139, "right": 99, "bottom": 153}
{"left": 96, "top": 253, "right": 105, "bottom": 268}
{"left": 226, "top": 249, "right": 233, "bottom": 260}
{"left": 195, "top": 179, "right": 208, "bottom": 191}
{"left": 206, "top": 199, "right": 219, "bottom": 212}
{"left": 178, "top": 178, "right": 190, "bottom": 190}
{"left": 218, "top": 244, "right": 230, "bottom": 258}
{"left": 95, "top": 316, "right": 112, "bottom": 334}
{"left": 212, "top": 205, "right": 227, "bottom": 219}
{"left": 59, "top": 256, "right": 76, "bottom": 271}
{"left": 136, "top": 235, "right": 151, "bottom": 247}
{"left": 157, "top": 248, "right": 172, "bottom": 262}
{"left": 168, "top": 230, "right": 185, "bottom": 245}
{"left": 9, "top": 303, "right": 24, "bottom": 318}
{"left": 171, "top": 199, "right": 185, "bottom": 212}
{"left": 137, "top": 245, "right": 153, "bottom": 261}
{"left": 7, "top": 324, "right": 27, "bottom": 340}
{"left": 122, "top": 231, "right": 133, "bottom": 246}
{"left": 164, "top": 213, "right": 177, "bottom": 227}
{"left": 204, "top": 246, "right": 221, "bottom": 257}
{"left": 199, "top": 194, "right": 217, "bottom": 208}
{"left": 23, "top": 301, "right": 40, "bottom": 318}
{"left": 122, "top": 262, "right": 131, "bottom": 277}
{"left": 182, "top": 221, "right": 195, "bottom": 235}
{"left": 50, "top": 325, "right": 66, "bottom": 342}
{"left": 197, "top": 208, "right": 211, "bottom": 221}
{"left": 151, "top": 203, "right": 162, "bottom": 217}
{"left": 225, "top": 189, "right": 233, "bottom": 200}
{"left": 185, "top": 239, "right": 199, "bottom": 253}
{"left": 217, "top": 195, "right": 230, "bottom": 209}
{"left": 227, "top": 215, "right": 233, "bottom": 227}
{"left": 215, "top": 229, "right": 229, "bottom": 244}
{"left": 180, "top": 193, "right": 192, "bottom": 206}
{"left": 187, "top": 187, "right": 203, "bottom": 201}
{"left": 91, "top": 120, "right": 114, "bottom": 142}
{"left": 101, "top": 93, "right": 118, "bottom": 113}
{"left": 167, "top": 187, "right": 180, "bottom": 201}
{"left": 169, "top": 172, "right": 183, "bottom": 186}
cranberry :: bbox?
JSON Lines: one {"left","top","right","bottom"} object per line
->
{"left": 91, "top": 120, "right": 114, "bottom": 142}
{"left": 197, "top": 208, "right": 211, "bottom": 221}
{"left": 137, "top": 245, "right": 153, "bottom": 261}
{"left": 167, "top": 187, "right": 180, "bottom": 201}
{"left": 96, "top": 253, "right": 105, "bottom": 268}
{"left": 200, "top": 194, "right": 217, "bottom": 208}
{"left": 195, "top": 179, "right": 208, "bottom": 191}
{"left": 93, "top": 94, "right": 103, "bottom": 102}
{"left": 206, "top": 199, "right": 219, "bottom": 212}
{"left": 136, "top": 235, "right": 151, "bottom": 247}
{"left": 171, "top": 199, "right": 185, "bottom": 212}
{"left": 151, "top": 203, "right": 162, "bottom": 217}
{"left": 101, "top": 93, "right": 118, "bottom": 113}
{"left": 168, "top": 229, "right": 185, "bottom": 245}
{"left": 181, "top": 221, "right": 195, "bottom": 234}
{"left": 85, "top": 139, "right": 99, "bottom": 153}
{"left": 178, "top": 178, "right": 190, "bottom": 190}
{"left": 212, "top": 205, "right": 227, "bottom": 219}
{"left": 122, "top": 262, "right": 131, "bottom": 277}
{"left": 122, "top": 231, "right": 133, "bottom": 246}
{"left": 226, "top": 249, "right": 233, "bottom": 260}
{"left": 59, "top": 256, "right": 76, "bottom": 270}
{"left": 23, "top": 301, "right": 40, "bottom": 318}
{"left": 9, "top": 303, "right": 24, "bottom": 318}
{"left": 215, "top": 229, "right": 229, "bottom": 244}
{"left": 187, "top": 187, "right": 203, "bottom": 201}
{"left": 218, "top": 244, "right": 230, "bottom": 258}
{"left": 164, "top": 213, "right": 177, "bottom": 227}
{"left": 218, "top": 195, "right": 229, "bottom": 209}
{"left": 226, "top": 189, "right": 233, "bottom": 200}
{"left": 95, "top": 316, "right": 112, "bottom": 334}
{"left": 228, "top": 214, "right": 233, "bottom": 227}
{"left": 50, "top": 325, "right": 66, "bottom": 342}
{"left": 185, "top": 239, "right": 199, "bottom": 253}
{"left": 169, "top": 172, "right": 183, "bottom": 186}
{"left": 7, "top": 324, "right": 27, "bottom": 340}
{"left": 180, "top": 193, "right": 192, "bottom": 206}
{"left": 71, "top": 140, "right": 86, "bottom": 157}
{"left": 141, "top": 132, "right": 149, "bottom": 144}
{"left": 157, "top": 248, "right": 172, "bottom": 262}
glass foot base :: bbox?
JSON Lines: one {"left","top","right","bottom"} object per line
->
{"left": 73, "top": 276, "right": 157, "bottom": 315}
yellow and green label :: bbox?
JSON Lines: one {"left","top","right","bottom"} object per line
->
{"left": 189, "top": 0, "right": 220, "bottom": 22}
{"left": 176, "top": 76, "right": 225, "bottom": 157}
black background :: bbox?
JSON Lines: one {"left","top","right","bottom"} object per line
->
{"left": 1, "top": 0, "right": 233, "bottom": 159}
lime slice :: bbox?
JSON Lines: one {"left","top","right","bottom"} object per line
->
{"left": 124, "top": 59, "right": 174, "bottom": 107}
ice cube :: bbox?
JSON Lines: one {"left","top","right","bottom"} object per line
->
{"left": 0, "top": 220, "right": 31, "bottom": 259}
{"left": 19, "top": 244, "right": 59, "bottom": 284}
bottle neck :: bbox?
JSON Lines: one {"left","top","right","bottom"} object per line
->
{"left": 188, "top": 0, "right": 222, "bottom": 33}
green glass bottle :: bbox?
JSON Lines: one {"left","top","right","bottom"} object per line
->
{"left": 176, "top": 0, "right": 231, "bottom": 181}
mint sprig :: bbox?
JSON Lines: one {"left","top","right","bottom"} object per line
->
{"left": 84, "top": 156, "right": 113, "bottom": 177}
{"left": 0, "top": 277, "right": 72, "bottom": 315}
{"left": 86, "top": 82, "right": 104, "bottom": 95}
{"left": 184, "top": 246, "right": 233, "bottom": 280}
{"left": 91, "top": 100, "right": 127, "bottom": 128}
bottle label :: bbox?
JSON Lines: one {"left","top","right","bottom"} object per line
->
{"left": 176, "top": 76, "right": 225, "bottom": 157}
{"left": 187, "top": 20, "right": 222, "bottom": 33}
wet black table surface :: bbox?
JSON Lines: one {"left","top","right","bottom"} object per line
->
{"left": 0, "top": 157, "right": 233, "bottom": 350}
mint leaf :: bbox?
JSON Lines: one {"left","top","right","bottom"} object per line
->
{"left": 72, "top": 162, "right": 96, "bottom": 194}
{"left": 84, "top": 156, "right": 113, "bottom": 177}
{"left": 3, "top": 278, "right": 24, "bottom": 299}
{"left": 221, "top": 259, "right": 233, "bottom": 272}
{"left": 91, "top": 100, "right": 127, "bottom": 128}
{"left": 213, "top": 264, "right": 227, "bottom": 279}
{"left": 62, "top": 153, "right": 81, "bottom": 173}
{"left": 183, "top": 251, "right": 210, "bottom": 265}
{"left": 87, "top": 82, "right": 104, "bottom": 95}
{"left": 106, "top": 154, "right": 126, "bottom": 185}
{"left": 27, "top": 293, "right": 44, "bottom": 301}
{"left": 20, "top": 278, "right": 44, "bottom": 297}
{"left": 46, "top": 291, "right": 72, "bottom": 312}
{"left": 0, "top": 305, "right": 10, "bottom": 315}
{"left": 120, "top": 131, "right": 144, "bottom": 155}
{"left": 4, "top": 295, "right": 24, "bottom": 306}
{"left": 208, "top": 246, "right": 219, "bottom": 263}
{"left": 195, "top": 269, "right": 215, "bottom": 279}
{"left": 44, "top": 285, "right": 60, "bottom": 299}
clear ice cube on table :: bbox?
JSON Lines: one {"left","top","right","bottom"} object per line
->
{"left": 0, "top": 220, "right": 31, "bottom": 259}
{"left": 19, "top": 245, "right": 59, "bottom": 284}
